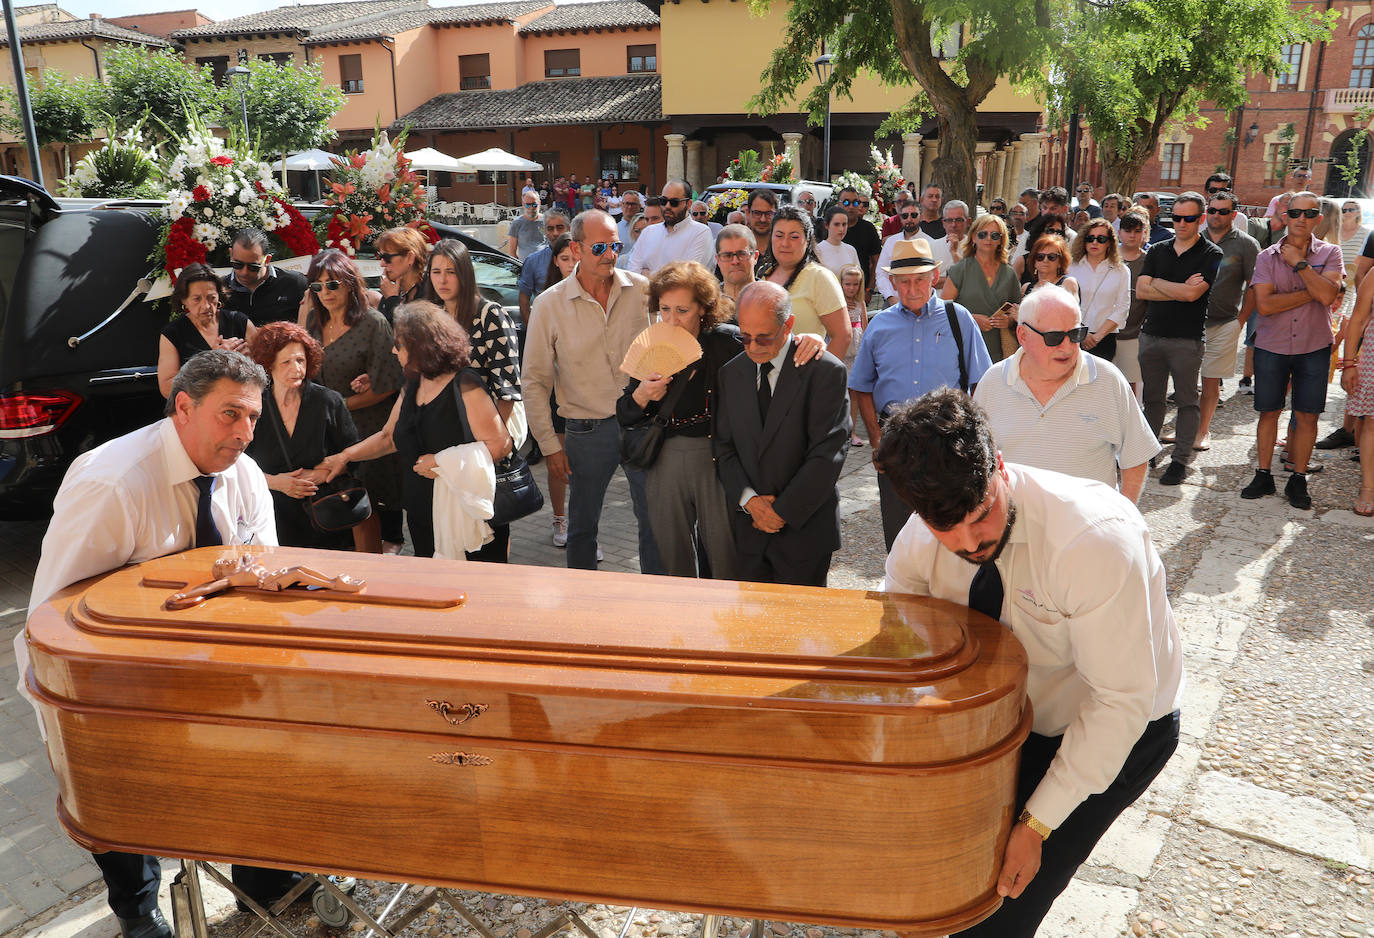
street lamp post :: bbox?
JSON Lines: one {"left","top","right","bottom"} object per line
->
{"left": 226, "top": 65, "right": 250, "bottom": 140}
{"left": 813, "top": 52, "right": 833, "bottom": 185}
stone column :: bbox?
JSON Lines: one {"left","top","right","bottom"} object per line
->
{"left": 921, "top": 138, "right": 939, "bottom": 189}
{"left": 1006, "top": 142, "right": 1025, "bottom": 200}
{"left": 1018, "top": 133, "right": 1046, "bottom": 193}
{"left": 1000, "top": 144, "right": 1016, "bottom": 201}
{"left": 901, "top": 132, "right": 923, "bottom": 187}
{"left": 685, "top": 139, "right": 703, "bottom": 193}
{"left": 665, "top": 133, "right": 686, "bottom": 183}
{"left": 782, "top": 132, "right": 804, "bottom": 177}
{"left": 987, "top": 150, "right": 1005, "bottom": 203}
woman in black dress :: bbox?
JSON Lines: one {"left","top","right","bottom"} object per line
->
{"left": 320, "top": 302, "right": 513, "bottom": 562}
{"left": 156, "top": 263, "right": 256, "bottom": 397}
{"left": 245, "top": 322, "right": 358, "bottom": 548}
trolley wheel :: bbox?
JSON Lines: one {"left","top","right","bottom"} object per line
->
{"left": 312, "top": 877, "right": 356, "bottom": 929}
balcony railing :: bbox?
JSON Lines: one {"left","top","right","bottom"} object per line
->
{"left": 1324, "top": 87, "right": 1374, "bottom": 113}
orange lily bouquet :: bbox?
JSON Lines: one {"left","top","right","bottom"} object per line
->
{"left": 316, "top": 128, "right": 433, "bottom": 256}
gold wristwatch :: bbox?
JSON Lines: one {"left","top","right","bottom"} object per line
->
{"left": 1018, "top": 808, "right": 1052, "bottom": 840}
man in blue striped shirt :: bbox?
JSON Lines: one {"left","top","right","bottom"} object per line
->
{"left": 849, "top": 238, "right": 991, "bottom": 549}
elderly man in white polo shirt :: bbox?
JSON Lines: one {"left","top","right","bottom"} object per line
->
{"left": 973, "top": 284, "right": 1160, "bottom": 503}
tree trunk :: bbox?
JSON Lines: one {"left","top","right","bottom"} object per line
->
{"left": 929, "top": 102, "right": 981, "bottom": 208}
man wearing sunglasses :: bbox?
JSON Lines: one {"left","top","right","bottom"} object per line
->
{"left": 1135, "top": 191, "right": 1223, "bottom": 486}
{"left": 1265, "top": 165, "right": 1313, "bottom": 218}
{"left": 1195, "top": 190, "right": 1259, "bottom": 453}
{"left": 839, "top": 186, "right": 881, "bottom": 298}
{"left": 690, "top": 199, "right": 722, "bottom": 236}
{"left": 1243, "top": 190, "right": 1344, "bottom": 509}
{"left": 878, "top": 387, "right": 1182, "bottom": 938}
{"left": 524, "top": 209, "right": 662, "bottom": 574}
{"left": 507, "top": 191, "right": 546, "bottom": 260}
{"left": 627, "top": 179, "right": 714, "bottom": 277}
{"left": 973, "top": 285, "right": 1160, "bottom": 503}
{"left": 880, "top": 189, "right": 914, "bottom": 239}
{"left": 875, "top": 198, "right": 935, "bottom": 305}
{"left": 221, "top": 228, "right": 308, "bottom": 327}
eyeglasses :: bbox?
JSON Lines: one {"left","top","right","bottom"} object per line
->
{"left": 798, "top": 199, "right": 817, "bottom": 207}
{"left": 974, "top": 230, "right": 1000, "bottom": 240}
{"left": 1344, "top": 206, "right": 1362, "bottom": 213}
{"left": 717, "top": 250, "right": 754, "bottom": 262}
{"left": 586, "top": 241, "right": 623, "bottom": 256}
{"left": 900, "top": 212, "right": 920, "bottom": 219}
{"left": 1171, "top": 213, "right": 1202, "bottom": 224}
{"left": 691, "top": 210, "right": 709, "bottom": 218}
{"left": 1205, "top": 207, "right": 1233, "bottom": 216}
{"left": 749, "top": 209, "right": 775, "bottom": 219}
{"left": 229, "top": 259, "right": 265, "bottom": 272}
{"left": 309, "top": 280, "right": 342, "bottom": 292}
{"left": 1022, "top": 321, "right": 1089, "bottom": 347}
{"left": 663, "top": 197, "right": 690, "bottom": 207}
{"left": 841, "top": 199, "right": 869, "bottom": 208}
{"left": 376, "top": 251, "right": 405, "bottom": 262}
{"left": 1285, "top": 207, "right": 1321, "bottom": 219}
{"left": 1082, "top": 234, "right": 1112, "bottom": 244}
{"left": 942, "top": 218, "right": 966, "bottom": 225}
{"left": 523, "top": 202, "right": 539, "bottom": 209}
{"left": 1033, "top": 252, "right": 1061, "bottom": 262}
{"left": 1205, "top": 187, "right": 1227, "bottom": 195}
{"left": 739, "top": 329, "right": 781, "bottom": 347}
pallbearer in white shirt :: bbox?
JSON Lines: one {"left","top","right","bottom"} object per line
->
{"left": 876, "top": 388, "right": 1184, "bottom": 938}
{"left": 21, "top": 350, "right": 284, "bottom": 938}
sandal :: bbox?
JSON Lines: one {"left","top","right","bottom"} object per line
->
{"left": 1356, "top": 488, "right": 1374, "bottom": 517}
{"left": 850, "top": 436, "right": 866, "bottom": 447}
{"left": 1281, "top": 459, "right": 1323, "bottom": 474}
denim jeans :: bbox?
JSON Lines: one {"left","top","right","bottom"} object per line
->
{"left": 563, "top": 416, "right": 662, "bottom": 573}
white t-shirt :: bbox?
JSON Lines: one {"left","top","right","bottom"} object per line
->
{"left": 815, "top": 238, "right": 860, "bottom": 282}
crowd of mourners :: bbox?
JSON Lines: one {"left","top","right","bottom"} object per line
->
{"left": 155, "top": 163, "right": 1374, "bottom": 579}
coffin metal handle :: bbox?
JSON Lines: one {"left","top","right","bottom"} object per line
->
{"left": 430, "top": 752, "right": 492, "bottom": 766}
{"left": 426, "top": 699, "right": 488, "bottom": 726}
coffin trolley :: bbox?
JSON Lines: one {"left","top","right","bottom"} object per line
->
{"left": 23, "top": 547, "right": 1030, "bottom": 938}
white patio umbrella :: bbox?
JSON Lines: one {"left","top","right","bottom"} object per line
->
{"left": 455, "top": 147, "right": 542, "bottom": 202}
{"left": 269, "top": 148, "right": 343, "bottom": 200}
{"left": 403, "top": 147, "right": 474, "bottom": 172}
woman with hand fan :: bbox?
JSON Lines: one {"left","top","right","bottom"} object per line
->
{"left": 617, "top": 261, "right": 824, "bottom": 579}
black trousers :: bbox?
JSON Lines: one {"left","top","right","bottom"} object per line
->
{"left": 94, "top": 852, "right": 303, "bottom": 918}
{"left": 877, "top": 470, "right": 913, "bottom": 552}
{"left": 1089, "top": 333, "right": 1118, "bottom": 362}
{"left": 954, "top": 710, "right": 1180, "bottom": 938}
{"left": 736, "top": 549, "right": 831, "bottom": 587}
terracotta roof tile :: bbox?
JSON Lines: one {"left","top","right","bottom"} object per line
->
{"left": 171, "top": 0, "right": 422, "bottom": 40}
{"left": 396, "top": 73, "right": 661, "bottom": 131}
{"left": 520, "top": 1, "right": 657, "bottom": 33}
{"left": 429, "top": 1, "right": 552, "bottom": 27}
{"left": 0, "top": 17, "right": 171, "bottom": 46}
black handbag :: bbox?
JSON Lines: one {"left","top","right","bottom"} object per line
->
{"left": 452, "top": 376, "right": 544, "bottom": 527}
{"left": 267, "top": 394, "right": 372, "bottom": 533}
{"left": 620, "top": 368, "right": 692, "bottom": 472}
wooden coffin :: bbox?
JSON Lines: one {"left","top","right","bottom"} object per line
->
{"left": 24, "top": 546, "right": 1029, "bottom": 937}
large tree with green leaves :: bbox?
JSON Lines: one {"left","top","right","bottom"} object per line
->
{"left": 1052, "top": 0, "right": 1333, "bottom": 196}
{"left": 220, "top": 59, "right": 344, "bottom": 185}
{"left": 750, "top": 0, "right": 1059, "bottom": 207}
{"left": 103, "top": 44, "right": 220, "bottom": 140}
{"left": 29, "top": 73, "right": 103, "bottom": 175}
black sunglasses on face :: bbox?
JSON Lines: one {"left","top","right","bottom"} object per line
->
{"left": 662, "top": 197, "right": 690, "bottom": 207}
{"left": 975, "top": 230, "right": 999, "bottom": 240}
{"left": 229, "top": 259, "right": 265, "bottom": 272}
{"left": 1205, "top": 187, "right": 1226, "bottom": 195}
{"left": 1343, "top": 206, "right": 1362, "bottom": 213}
{"left": 691, "top": 210, "right": 708, "bottom": 217}
{"left": 1171, "top": 213, "right": 1202, "bottom": 224}
{"left": 309, "top": 280, "right": 342, "bottom": 292}
{"left": 376, "top": 251, "right": 406, "bottom": 262}
{"left": 739, "top": 330, "right": 781, "bottom": 347}
{"left": 587, "top": 241, "right": 623, "bottom": 256}
{"left": 1033, "top": 252, "right": 1061, "bottom": 262}
{"left": 1285, "top": 207, "right": 1321, "bottom": 219}
{"left": 1022, "top": 321, "right": 1089, "bottom": 346}
{"left": 1083, "top": 234, "right": 1112, "bottom": 244}
{"left": 900, "top": 212, "right": 920, "bottom": 219}
{"left": 1205, "top": 207, "right": 1233, "bottom": 216}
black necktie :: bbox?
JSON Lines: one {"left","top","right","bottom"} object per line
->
{"left": 968, "top": 562, "right": 1004, "bottom": 622}
{"left": 194, "top": 475, "right": 223, "bottom": 547}
{"left": 757, "top": 361, "right": 773, "bottom": 422}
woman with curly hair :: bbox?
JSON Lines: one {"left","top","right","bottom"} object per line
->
{"left": 301, "top": 248, "right": 405, "bottom": 553}
{"left": 321, "top": 302, "right": 514, "bottom": 560}
{"left": 1021, "top": 232, "right": 1080, "bottom": 303}
{"left": 245, "top": 322, "right": 357, "bottom": 548}
{"left": 758, "top": 204, "right": 852, "bottom": 360}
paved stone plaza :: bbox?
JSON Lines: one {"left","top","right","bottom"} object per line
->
{"left": 1, "top": 380, "right": 1371, "bottom": 938}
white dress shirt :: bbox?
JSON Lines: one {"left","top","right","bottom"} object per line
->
{"left": 19, "top": 418, "right": 276, "bottom": 729}
{"left": 884, "top": 463, "right": 1184, "bottom": 828}
{"left": 1068, "top": 257, "right": 1131, "bottom": 335}
{"left": 973, "top": 349, "right": 1161, "bottom": 488}
{"left": 628, "top": 218, "right": 715, "bottom": 276}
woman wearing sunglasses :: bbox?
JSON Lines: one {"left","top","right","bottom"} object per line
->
{"left": 1068, "top": 220, "right": 1129, "bottom": 361}
{"left": 303, "top": 248, "right": 404, "bottom": 553}
{"left": 156, "top": 263, "right": 256, "bottom": 398}
{"left": 941, "top": 213, "right": 1022, "bottom": 362}
{"left": 1021, "top": 233, "right": 1079, "bottom": 306}
{"left": 375, "top": 226, "right": 430, "bottom": 324}
{"left": 1337, "top": 200, "right": 1369, "bottom": 285}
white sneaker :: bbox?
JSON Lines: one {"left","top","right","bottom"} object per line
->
{"left": 596, "top": 546, "right": 604, "bottom": 562}
{"left": 552, "top": 515, "right": 568, "bottom": 547}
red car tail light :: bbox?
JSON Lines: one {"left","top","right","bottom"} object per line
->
{"left": 0, "top": 390, "right": 82, "bottom": 439}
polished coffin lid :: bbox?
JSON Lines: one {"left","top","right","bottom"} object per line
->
{"left": 27, "top": 546, "right": 1028, "bottom": 767}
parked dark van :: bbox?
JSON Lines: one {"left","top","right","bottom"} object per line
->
{"left": 0, "top": 177, "right": 520, "bottom": 519}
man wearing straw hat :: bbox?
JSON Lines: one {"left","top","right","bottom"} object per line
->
{"left": 849, "top": 237, "right": 991, "bottom": 549}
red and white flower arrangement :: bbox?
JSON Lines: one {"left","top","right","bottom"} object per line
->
{"left": 315, "top": 129, "right": 429, "bottom": 256}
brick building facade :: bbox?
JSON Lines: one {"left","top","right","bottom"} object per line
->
{"left": 1040, "top": 0, "right": 1374, "bottom": 209}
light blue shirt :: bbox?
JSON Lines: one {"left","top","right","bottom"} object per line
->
{"left": 848, "top": 295, "right": 991, "bottom": 413}
{"left": 518, "top": 244, "right": 553, "bottom": 298}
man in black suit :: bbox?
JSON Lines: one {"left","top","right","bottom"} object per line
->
{"left": 713, "top": 281, "right": 851, "bottom": 586}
